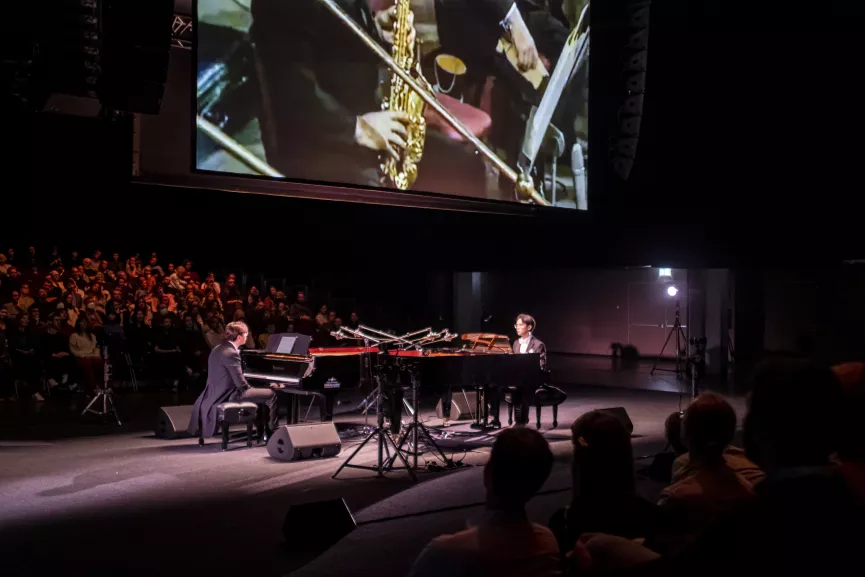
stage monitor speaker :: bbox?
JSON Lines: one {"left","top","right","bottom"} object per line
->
{"left": 155, "top": 405, "right": 194, "bottom": 439}
{"left": 435, "top": 390, "right": 477, "bottom": 420}
{"left": 598, "top": 407, "right": 634, "bottom": 435}
{"left": 267, "top": 423, "right": 341, "bottom": 461}
{"left": 283, "top": 498, "right": 356, "bottom": 552}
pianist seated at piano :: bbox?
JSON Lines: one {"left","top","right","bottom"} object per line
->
{"left": 187, "top": 321, "right": 280, "bottom": 441}
{"left": 507, "top": 313, "right": 566, "bottom": 426}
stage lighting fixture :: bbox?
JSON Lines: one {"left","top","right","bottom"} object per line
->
{"left": 667, "top": 286, "right": 679, "bottom": 297}
{"left": 658, "top": 268, "right": 672, "bottom": 278}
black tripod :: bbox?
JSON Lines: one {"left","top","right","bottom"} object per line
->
{"left": 651, "top": 301, "right": 699, "bottom": 413}
{"left": 332, "top": 352, "right": 417, "bottom": 481}
{"left": 81, "top": 348, "right": 121, "bottom": 426}
{"left": 386, "top": 366, "right": 453, "bottom": 471}
{"left": 651, "top": 300, "right": 688, "bottom": 379}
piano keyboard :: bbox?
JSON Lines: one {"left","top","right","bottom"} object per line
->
{"left": 243, "top": 372, "right": 300, "bottom": 385}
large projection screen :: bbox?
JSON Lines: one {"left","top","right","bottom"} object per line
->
{"left": 194, "top": 0, "right": 589, "bottom": 210}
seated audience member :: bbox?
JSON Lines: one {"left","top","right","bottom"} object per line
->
{"left": 153, "top": 316, "right": 184, "bottom": 390}
{"left": 347, "top": 311, "right": 360, "bottom": 329}
{"left": 64, "top": 281, "right": 84, "bottom": 310}
{"left": 654, "top": 359, "right": 864, "bottom": 577}
{"left": 653, "top": 393, "right": 756, "bottom": 555}
{"left": 125, "top": 308, "right": 152, "bottom": 365}
{"left": 548, "top": 410, "right": 661, "bottom": 559}
{"left": 642, "top": 411, "right": 687, "bottom": 483}
{"left": 833, "top": 362, "right": 865, "bottom": 503}
{"left": 0, "top": 330, "right": 14, "bottom": 400}
{"left": 32, "top": 287, "right": 56, "bottom": 318}
{"left": 315, "top": 304, "right": 328, "bottom": 327}
{"left": 670, "top": 415, "right": 764, "bottom": 486}
{"left": 17, "top": 283, "right": 35, "bottom": 311}
{"left": 3, "top": 290, "right": 23, "bottom": 317}
{"left": 82, "top": 297, "right": 105, "bottom": 330}
{"left": 43, "top": 314, "right": 77, "bottom": 391}
{"left": 202, "top": 316, "right": 224, "bottom": 350}
{"left": 9, "top": 314, "right": 44, "bottom": 401}
{"left": 257, "top": 321, "right": 277, "bottom": 350}
{"left": 289, "top": 290, "right": 312, "bottom": 320}
{"left": 167, "top": 265, "right": 188, "bottom": 294}
{"left": 102, "top": 310, "right": 125, "bottom": 361}
{"left": 408, "top": 428, "right": 559, "bottom": 577}
{"left": 181, "top": 314, "right": 209, "bottom": 377}
{"left": 69, "top": 319, "right": 104, "bottom": 393}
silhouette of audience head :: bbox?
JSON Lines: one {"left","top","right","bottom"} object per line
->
{"left": 683, "top": 393, "right": 737, "bottom": 465}
{"left": 833, "top": 362, "right": 865, "bottom": 463}
{"left": 665, "top": 411, "right": 687, "bottom": 455}
{"left": 570, "top": 410, "right": 635, "bottom": 499}
{"left": 484, "top": 427, "right": 553, "bottom": 510}
{"left": 745, "top": 358, "right": 843, "bottom": 471}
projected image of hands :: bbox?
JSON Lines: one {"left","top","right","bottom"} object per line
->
{"left": 195, "top": 0, "right": 589, "bottom": 210}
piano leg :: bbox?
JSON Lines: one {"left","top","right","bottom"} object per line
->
{"left": 291, "top": 395, "right": 300, "bottom": 424}
{"left": 322, "top": 393, "right": 336, "bottom": 422}
{"left": 490, "top": 385, "right": 502, "bottom": 428}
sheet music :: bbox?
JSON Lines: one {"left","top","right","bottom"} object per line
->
{"left": 276, "top": 336, "right": 297, "bottom": 355}
{"left": 519, "top": 27, "right": 589, "bottom": 173}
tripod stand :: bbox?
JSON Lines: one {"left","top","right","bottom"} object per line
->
{"left": 651, "top": 300, "right": 688, "bottom": 380}
{"left": 333, "top": 356, "right": 417, "bottom": 481}
{"left": 81, "top": 349, "right": 121, "bottom": 426}
{"left": 386, "top": 367, "right": 454, "bottom": 471}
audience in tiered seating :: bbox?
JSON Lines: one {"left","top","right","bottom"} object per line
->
{"left": 0, "top": 246, "right": 362, "bottom": 401}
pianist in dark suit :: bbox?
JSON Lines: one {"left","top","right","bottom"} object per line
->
{"left": 512, "top": 313, "right": 566, "bottom": 424}
{"left": 513, "top": 312, "right": 546, "bottom": 369}
{"left": 187, "top": 321, "right": 280, "bottom": 439}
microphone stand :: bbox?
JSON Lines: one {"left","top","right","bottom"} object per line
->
{"left": 333, "top": 346, "right": 417, "bottom": 481}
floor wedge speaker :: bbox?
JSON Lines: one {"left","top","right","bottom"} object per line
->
{"left": 156, "top": 405, "right": 194, "bottom": 439}
{"left": 267, "top": 423, "right": 341, "bottom": 461}
{"left": 435, "top": 390, "right": 478, "bottom": 420}
{"left": 598, "top": 407, "right": 634, "bottom": 435}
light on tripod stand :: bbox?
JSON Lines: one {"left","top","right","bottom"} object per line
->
{"left": 666, "top": 286, "right": 679, "bottom": 297}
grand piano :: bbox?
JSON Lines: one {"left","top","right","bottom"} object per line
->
{"left": 241, "top": 338, "right": 370, "bottom": 424}
{"left": 241, "top": 331, "right": 544, "bottom": 427}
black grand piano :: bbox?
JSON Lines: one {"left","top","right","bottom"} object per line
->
{"left": 241, "top": 332, "right": 545, "bottom": 427}
{"left": 241, "top": 333, "right": 369, "bottom": 424}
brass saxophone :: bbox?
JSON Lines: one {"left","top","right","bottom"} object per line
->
{"left": 381, "top": 0, "right": 430, "bottom": 190}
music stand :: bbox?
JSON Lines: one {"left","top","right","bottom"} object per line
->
{"left": 517, "top": 8, "right": 589, "bottom": 193}
{"left": 265, "top": 333, "right": 312, "bottom": 355}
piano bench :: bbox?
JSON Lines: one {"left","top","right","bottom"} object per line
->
{"left": 212, "top": 402, "right": 259, "bottom": 451}
{"left": 506, "top": 385, "right": 568, "bottom": 430}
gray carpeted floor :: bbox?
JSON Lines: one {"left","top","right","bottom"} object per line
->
{"left": 0, "top": 385, "right": 745, "bottom": 577}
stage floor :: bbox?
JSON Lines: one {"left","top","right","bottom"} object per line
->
{"left": 0, "top": 385, "right": 745, "bottom": 577}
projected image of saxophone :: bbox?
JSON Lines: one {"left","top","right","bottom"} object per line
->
{"left": 380, "top": 0, "right": 431, "bottom": 191}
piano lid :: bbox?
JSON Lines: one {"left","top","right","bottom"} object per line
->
{"left": 459, "top": 333, "right": 512, "bottom": 352}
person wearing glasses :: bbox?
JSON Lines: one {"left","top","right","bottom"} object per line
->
{"left": 513, "top": 313, "right": 546, "bottom": 369}
{"left": 187, "top": 321, "right": 280, "bottom": 441}
{"left": 504, "top": 313, "right": 566, "bottom": 427}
